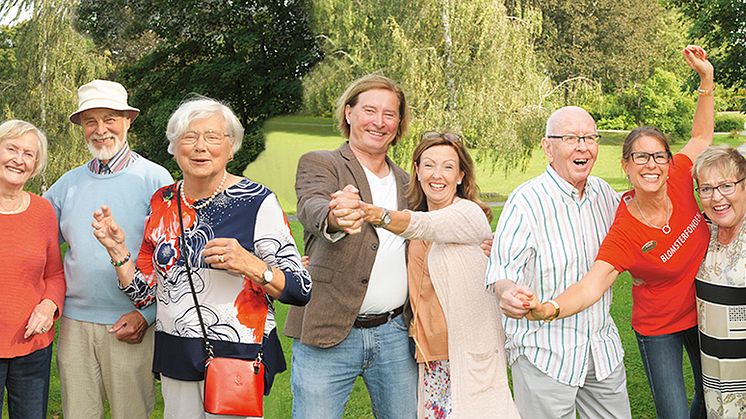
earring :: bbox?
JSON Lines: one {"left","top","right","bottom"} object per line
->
{"left": 457, "top": 180, "right": 462, "bottom": 185}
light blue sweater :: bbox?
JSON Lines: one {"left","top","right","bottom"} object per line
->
{"left": 44, "top": 156, "right": 172, "bottom": 324}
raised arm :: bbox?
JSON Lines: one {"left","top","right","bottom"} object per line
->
{"left": 92, "top": 205, "right": 137, "bottom": 287}
{"left": 526, "top": 260, "right": 620, "bottom": 321}
{"left": 679, "top": 45, "right": 715, "bottom": 163}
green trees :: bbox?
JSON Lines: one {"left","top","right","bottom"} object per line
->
{"left": 304, "top": 0, "right": 549, "bottom": 169}
{"left": 0, "top": 0, "right": 111, "bottom": 192}
{"left": 671, "top": 0, "right": 745, "bottom": 95}
{"left": 76, "top": 0, "right": 320, "bottom": 175}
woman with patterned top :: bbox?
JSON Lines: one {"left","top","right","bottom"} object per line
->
{"left": 92, "top": 97, "right": 311, "bottom": 418}
{"left": 692, "top": 145, "right": 746, "bottom": 418}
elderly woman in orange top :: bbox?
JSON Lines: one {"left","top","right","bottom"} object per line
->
{"left": 354, "top": 132, "right": 519, "bottom": 419}
{"left": 0, "top": 120, "right": 65, "bottom": 419}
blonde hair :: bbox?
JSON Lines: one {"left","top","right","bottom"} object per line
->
{"left": 692, "top": 145, "right": 746, "bottom": 183}
{"left": 0, "top": 119, "right": 48, "bottom": 178}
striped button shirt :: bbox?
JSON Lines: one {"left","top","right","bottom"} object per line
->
{"left": 487, "top": 165, "right": 624, "bottom": 386}
{"left": 87, "top": 142, "right": 139, "bottom": 174}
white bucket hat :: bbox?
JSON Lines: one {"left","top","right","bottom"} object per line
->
{"left": 69, "top": 80, "right": 140, "bottom": 125}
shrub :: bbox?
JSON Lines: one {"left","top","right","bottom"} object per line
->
{"left": 715, "top": 113, "right": 745, "bottom": 132}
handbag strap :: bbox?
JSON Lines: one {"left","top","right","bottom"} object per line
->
{"left": 176, "top": 181, "right": 215, "bottom": 359}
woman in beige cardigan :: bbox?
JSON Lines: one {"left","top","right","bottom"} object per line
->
{"left": 357, "top": 132, "right": 520, "bottom": 419}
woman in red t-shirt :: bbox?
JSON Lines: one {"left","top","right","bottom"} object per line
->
{"left": 526, "top": 45, "right": 713, "bottom": 419}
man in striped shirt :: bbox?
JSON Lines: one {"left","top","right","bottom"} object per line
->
{"left": 486, "top": 106, "right": 631, "bottom": 418}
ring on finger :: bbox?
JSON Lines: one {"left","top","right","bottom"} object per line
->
{"left": 218, "top": 254, "right": 224, "bottom": 263}
{"left": 41, "top": 327, "right": 47, "bottom": 333}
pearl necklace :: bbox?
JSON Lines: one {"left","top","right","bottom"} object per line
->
{"left": 0, "top": 192, "right": 26, "bottom": 214}
{"left": 180, "top": 171, "right": 227, "bottom": 210}
{"left": 634, "top": 195, "right": 671, "bottom": 234}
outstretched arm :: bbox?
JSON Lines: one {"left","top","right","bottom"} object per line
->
{"left": 526, "top": 260, "right": 620, "bottom": 320}
{"left": 680, "top": 45, "right": 715, "bottom": 163}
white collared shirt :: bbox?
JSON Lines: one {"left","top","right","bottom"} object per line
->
{"left": 486, "top": 165, "right": 624, "bottom": 386}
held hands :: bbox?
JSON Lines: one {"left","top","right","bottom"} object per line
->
{"left": 683, "top": 45, "right": 713, "bottom": 80}
{"left": 109, "top": 310, "right": 148, "bottom": 344}
{"left": 24, "top": 299, "right": 57, "bottom": 339}
{"left": 497, "top": 281, "right": 538, "bottom": 319}
{"left": 92, "top": 205, "right": 126, "bottom": 251}
{"left": 328, "top": 185, "right": 364, "bottom": 234}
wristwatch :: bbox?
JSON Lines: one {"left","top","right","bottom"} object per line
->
{"left": 260, "top": 264, "right": 274, "bottom": 286}
{"left": 378, "top": 208, "right": 392, "bottom": 228}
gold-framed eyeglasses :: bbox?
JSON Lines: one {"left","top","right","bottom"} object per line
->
{"left": 546, "top": 134, "right": 602, "bottom": 145}
{"left": 181, "top": 130, "right": 230, "bottom": 146}
{"left": 697, "top": 178, "right": 746, "bottom": 199}
{"left": 629, "top": 151, "right": 671, "bottom": 165}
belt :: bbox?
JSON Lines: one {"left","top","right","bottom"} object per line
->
{"left": 353, "top": 306, "right": 404, "bottom": 329}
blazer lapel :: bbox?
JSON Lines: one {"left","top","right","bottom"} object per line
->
{"left": 339, "top": 142, "right": 373, "bottom": 203}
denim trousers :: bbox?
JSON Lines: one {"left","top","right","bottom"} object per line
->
{"left": 291, "top": 314, "right": 417, "bottom": 419}
{"left": 635, "top": 326, "right": 706, "bottom": 419}
{"left": 0, "top": 343, "right": 53, "bottom": 419}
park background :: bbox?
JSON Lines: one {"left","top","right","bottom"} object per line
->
{"left": 1, "top": 0, "right": 744, "bottom": 417}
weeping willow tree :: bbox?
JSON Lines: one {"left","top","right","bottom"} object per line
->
{"left": 303, "top": 0, "right": 553, "bottom": 170}
{"left": 0, "top": 0, "right": 111, "bottom": 192}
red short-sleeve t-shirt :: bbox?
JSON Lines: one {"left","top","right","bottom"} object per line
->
{"left": 596, "top": 153, "right": 708, "bottom": 336}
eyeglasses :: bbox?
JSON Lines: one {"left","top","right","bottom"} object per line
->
{"left": 697, "top": 178, "right": 746, "bottom": 199}
{"left": 546, "top": 134, "right": 602, "bottom": 145}
{"left": 181, "top": 130, "right": 230, "bottom": 146}
{"left": 422, "top": 131, "right": 462, "bottom": 143}
{"left": 628, "top": 151, "right": 671, "bottom": 165}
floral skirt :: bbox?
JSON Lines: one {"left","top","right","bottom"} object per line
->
{"left": 422, "top": 359, "right": 451, "bottom": 419}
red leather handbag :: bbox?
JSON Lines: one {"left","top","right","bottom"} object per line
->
{"left": 204, "top": 355, "right": 264, "bottom": 416}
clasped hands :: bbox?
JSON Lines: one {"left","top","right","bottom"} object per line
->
{"left": 496, "top": 281, "right": 556, "bottom": 321}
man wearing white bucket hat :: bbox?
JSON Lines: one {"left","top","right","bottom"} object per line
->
{"left": 44, "top": 80, "right": 172, "bottom": 419}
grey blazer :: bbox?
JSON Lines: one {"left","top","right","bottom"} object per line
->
{"left": 284, "top": 142, "right": 409, "bottom": 348}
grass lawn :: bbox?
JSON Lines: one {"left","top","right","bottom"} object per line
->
{"left": 6, "top": 114, "right": 739, "bottom": 418}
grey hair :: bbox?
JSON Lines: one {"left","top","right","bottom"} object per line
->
{"left": 692, "top": 144, "right": 746, "bottom": 183}
{"left": 545, "top": 106, "right": 595, "bottom": 137}
{"left": 165, "top": 97, "right": 244, "bottom": 155}
{"left": 0, "top": 119, "right": 48, "bottom": 178}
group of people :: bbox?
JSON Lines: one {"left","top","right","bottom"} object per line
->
{"left": 0, "top": 42, "right": 742, "bottom": 419}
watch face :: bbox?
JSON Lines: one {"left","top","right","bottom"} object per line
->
{"left": 263, "top": 267, "right": 273, "bottom": 283}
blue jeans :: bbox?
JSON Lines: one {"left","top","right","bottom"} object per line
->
{"left": 636, "top": 326, "right": 706, "bottom": 419}
{"left": 0, "top": 344, "right": 53, "bottom": 419}
{"left": 291, "top": 314, "right": 417, "bottom": 418}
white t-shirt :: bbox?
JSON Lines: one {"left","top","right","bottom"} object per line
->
{"left": 358, "top": 164, "right": 408, "bottom": 314}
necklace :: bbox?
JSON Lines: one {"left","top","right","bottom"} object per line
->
{"left": 634, "top": 195, "right": 671, "bottom": 234}
{"left": 0, "top": 192, "right": 26, "bottom": 214}
{"left": 180, "top": 171, "right": 227, "bottom": 210}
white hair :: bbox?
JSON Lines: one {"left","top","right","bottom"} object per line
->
{"left": 166, "top": 97, "right": 244, "bottom": 155}
{"left": 0, "top": 119, "right": 49, "bottom": 178}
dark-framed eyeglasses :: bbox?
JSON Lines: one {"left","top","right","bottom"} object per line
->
{"left": 697, "top": 178, "right": 746, "bottom": 199}
{"left": 546, "top": 134, "right": 602, "bottom": 146}
{"left": 181, "top": 130, "right": 230, "bottom": 146}
{"left": 629, "top": 151, "right": 671, "bottom": 165}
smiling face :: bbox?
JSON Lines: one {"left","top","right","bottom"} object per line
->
{"left": 698, "top": 168, "right": 746, "bottom": 232}
{"left": 80, "top": 108, "right": 131, "bottom": 162}
{"left": 415, "top": 144, "right": 464, "bottom": 211}
{"left": 622, "top": 135, "right": 669, "bottom": 195}
{"left": 0, "top": 132, "right": 39, "bottom": 190}
{"left": 345, "top": 88, "right": 400, "bottom": 158}
{"left": 541, "top": 108, "right": 598, "bottom": 193}
{"left": 175, "top": 113, "right": 232, "bottom": 182}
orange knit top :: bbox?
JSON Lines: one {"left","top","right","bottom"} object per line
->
{"left": 0, "top": 193, "right": 65, "bottom": 357}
